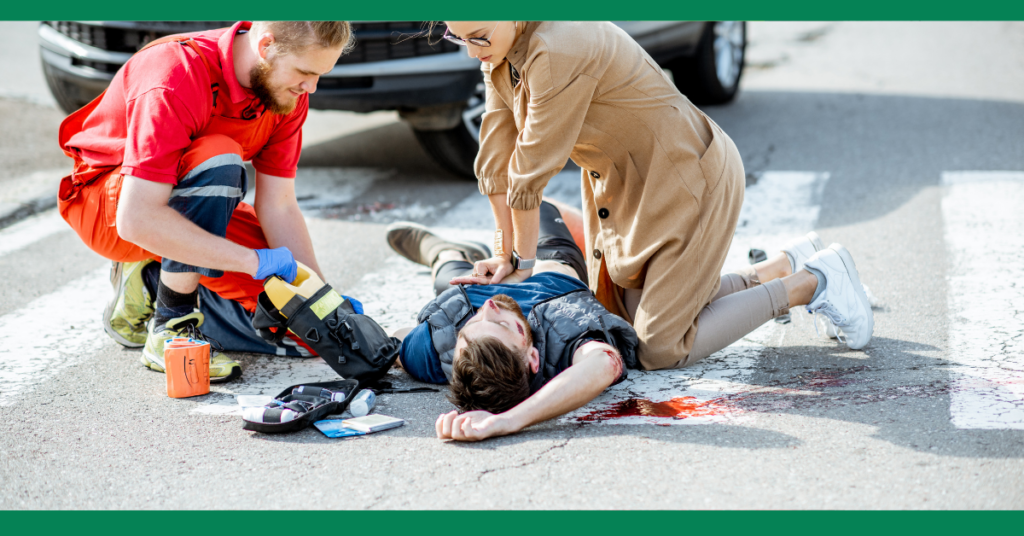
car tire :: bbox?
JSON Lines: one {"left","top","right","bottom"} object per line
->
{"left": 411, "top": 81, "right": 486, "bottom": 179}
{"left": 667, "top": 21, "right": 746, "bottom": 105}
{"left": 413, "top": 126, "right": 479, "bottom": 179}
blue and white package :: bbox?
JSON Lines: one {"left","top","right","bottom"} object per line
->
{"left": 314, "top": 419, "right": 367, "bottom": 438}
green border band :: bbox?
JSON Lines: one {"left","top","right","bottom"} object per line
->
{"left": 7, "top": 0, "right": 1024, "bottom": 21}
{"left": 1, "top": 510, "right": 1023, "bottom": 535}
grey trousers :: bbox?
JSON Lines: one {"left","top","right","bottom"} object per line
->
{"left": 624, "top": 265, "right": 790, "bottom": 368}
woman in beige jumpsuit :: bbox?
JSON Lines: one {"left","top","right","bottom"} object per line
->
{"left": 445, "top": 21, "right": 874, "bottom": 372}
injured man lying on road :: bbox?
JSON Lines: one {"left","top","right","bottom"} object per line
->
{"left": 386, "top": 200, "right": 639, "bottom": 442}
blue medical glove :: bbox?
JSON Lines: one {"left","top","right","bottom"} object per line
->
{"left": 254, "top": 247, "right": 298, "bottom": 282}
{"left": 342, "top": 295, "right": 364, "bottom": 314}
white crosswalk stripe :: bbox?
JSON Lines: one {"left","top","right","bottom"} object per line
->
{"left": 942, "top": 171, "right": 1024, "bottom": 429}
{"left": 192, "top": 168, "right": 517, "bottom": 415}
{"left": 0, "top": 170, "right": 838, "bottom": 422}
{"left": 196, "top": 170, "right": 833, "bottom": 424}
{"left": 0, "top": 168, "right": 376, "bottom": 412}
{"left": 561, "top": 171, "right": 831, "bottom": 425}
{"left": 0, "top": 210, "right": 68, "bottom": 259}
{"left": 0, "top": 266, "right": 109, "bottom": 406}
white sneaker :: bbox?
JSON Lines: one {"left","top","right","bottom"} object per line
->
{"left": 803, "top": 244, "right": 874, "bottom": 350}
{"left": 814, "top": 314, "right": 843, "bottom": 339}
{"left": 780, "top": 231, "right": 825, "bottom": 273}
{"left": 780, "top": 232, "right": 841, "bottom": 338}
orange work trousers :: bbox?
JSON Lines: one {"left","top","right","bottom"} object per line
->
{"left": 59, "top": 135, "right": 268, "bottom": 313}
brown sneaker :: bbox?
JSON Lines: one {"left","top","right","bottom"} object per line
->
{"left": 385, "top": 221, "right": 490, "bottom": 267}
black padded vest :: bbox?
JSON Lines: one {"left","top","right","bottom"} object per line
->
{"left": 416, "top": 285, "right": 639, "bottom": 391}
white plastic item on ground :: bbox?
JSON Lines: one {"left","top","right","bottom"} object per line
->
{"left": 242, "top": 407, "right": 298, "bottom": 423}
{"left": 348, "top": 389, "right": 376, "bottom": 417}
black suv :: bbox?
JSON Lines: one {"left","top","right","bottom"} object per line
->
{"left": 40, "top": 21, "right": 745, "bottom": 177}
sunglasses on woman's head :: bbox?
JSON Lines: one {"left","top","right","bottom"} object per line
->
{"left": 443, "top": 23, "right": 504, "bottom": 47}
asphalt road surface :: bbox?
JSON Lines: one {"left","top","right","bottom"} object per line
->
{"left": 1, "top": 22, "right": 1022, "bottom": 509}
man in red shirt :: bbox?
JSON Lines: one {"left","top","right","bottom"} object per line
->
{"left": 58, "top": 21, "right": 353, "bottom": 382}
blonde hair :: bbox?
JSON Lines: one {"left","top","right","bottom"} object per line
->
{"left": 250, "top": 21, "right": 355, "bottom": 55}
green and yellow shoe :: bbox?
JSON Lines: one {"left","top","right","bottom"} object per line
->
{"left": 102, "top": 260, "right": 155, "bottom": 348}
{"left": 140, "top": 310, "right": 242, "bottom": 383}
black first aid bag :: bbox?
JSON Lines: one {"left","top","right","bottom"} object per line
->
{"left": 252, "top": 266, "right": 400, "bottom": 387}
{"left": 242, "top": 379, "right": 359, "bottom": 434}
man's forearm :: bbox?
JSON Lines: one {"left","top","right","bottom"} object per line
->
{"left": 254, "top": 171, "right": 323, "bottom": 278}
{"left": 257, "top": 202, "right": 322, "bottom": 278}
{"left": 500, "top": 351, "right": 619, "bottom": 433}
{"left": 118, "top": 198, "right": 259, "bottom": 276}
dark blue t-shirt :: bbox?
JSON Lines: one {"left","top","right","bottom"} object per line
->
{"left": 400, "top": 272, "right": 589, "bottom": 384}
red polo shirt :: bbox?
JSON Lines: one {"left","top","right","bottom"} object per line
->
{"left": 64, "top": 21, "right": 307, "bottom": 184}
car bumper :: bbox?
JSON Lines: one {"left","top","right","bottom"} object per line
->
{"left": 311, "top": 68, "right": 482, "bottom": 113}
{"left": 39, "top": 24, "right": 121, "bottom": 88}
{"left": 39, "top": 24, "right": 483, "bottom": 112}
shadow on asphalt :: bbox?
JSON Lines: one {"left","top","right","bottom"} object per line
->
{"left": 455, "top": 422, "right": 802, "bottom": 450}
{"left": 244, "top": 334, "right": 1024, "bottom": 458}
{"left": 292, "top": 90, "right": 1024, "bottom": 231}
{"left": 299, "top": 120, "right": 450, "bottom": 176}
{"left": 705, "top": 90, "right": 1024, "bottom": 228}
{"left": 747, "top": 337, "right": 1024, "bottom": 459}
{"left": 255, "top": 336, "right": 1021, "bottom": 458}
{"left": 294, "top": 120, "right": 481, "bottom": 224}
{"left": 247, "top": 418, "right": 803, "bottom": 450}
{"left": 257, "top": 91, "right": 1024, "bottom": 455}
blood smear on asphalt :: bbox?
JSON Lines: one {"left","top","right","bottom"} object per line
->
{"left": 575, "top": 396, "right": 737, "bottom": 423}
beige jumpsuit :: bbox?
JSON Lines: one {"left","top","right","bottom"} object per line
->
{"left": 474, "top": 22, "right": 752, "bottom": 370}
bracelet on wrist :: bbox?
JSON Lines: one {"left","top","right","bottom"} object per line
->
{"left": 493, "top": 229, "right": 505, "bottom": 258}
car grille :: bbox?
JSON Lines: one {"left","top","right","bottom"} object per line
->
{"left": 44, "top": 21, "right": 234, "bottom": 54}
{"left": 70, "top": 58, "right": 122, "bottom": 74}
{"left": 340, "top": 22, "right": 460, "bottom": 65}
{"left": 44, "top": 21, "right": 459, "bottom": 66}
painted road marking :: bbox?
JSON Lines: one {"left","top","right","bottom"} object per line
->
{"left": 0, "top": 210, "right": 68, "bottom": 259}
{"left": 943, "top": 171, "right": 1024, "bottom": 429}
{"left": 189, "top": 169, "right": 506, "bottom": 415}
{"left": 0, "top": 267, "right": 108, "bottom": 406}
{"left": 562, "top": 171, "right": 831, "bottom": 425}
{"left": 0, "top": 167, "right": 378, "bottom": 411}
{"left": 188, "top": 169, "right": 832, "bottom": 421}
{"left": 192, "top": 170, "right": 832, "bottom": 422}
{"left": 725, "top": 171, "right": 830, "bottom": 271}
{"left": 0, "top": 168, "right": 373, "bottom": 260}
{"left": 242, "top": 167, "right": 377, "bottom": 211}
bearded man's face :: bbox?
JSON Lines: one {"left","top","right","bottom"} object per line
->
{"left": 248, "top": 56, "right": 298, "bottom": 115}
{"left": 248, "top": 43, "right": 344, "bottom": 115}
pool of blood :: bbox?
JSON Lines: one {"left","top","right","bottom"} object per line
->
{"left": 576, "top": 396, "right": 735, "bottom": 422}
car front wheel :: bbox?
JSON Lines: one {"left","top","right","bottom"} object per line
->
{"left": 415, "top": 22, "right": 747, "bottom": 178}
{"left": 411, "top": 82, "right": 485, "bottom": 179}
{"left": 668, "top": 21, "right": 746, "bottom": 105}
